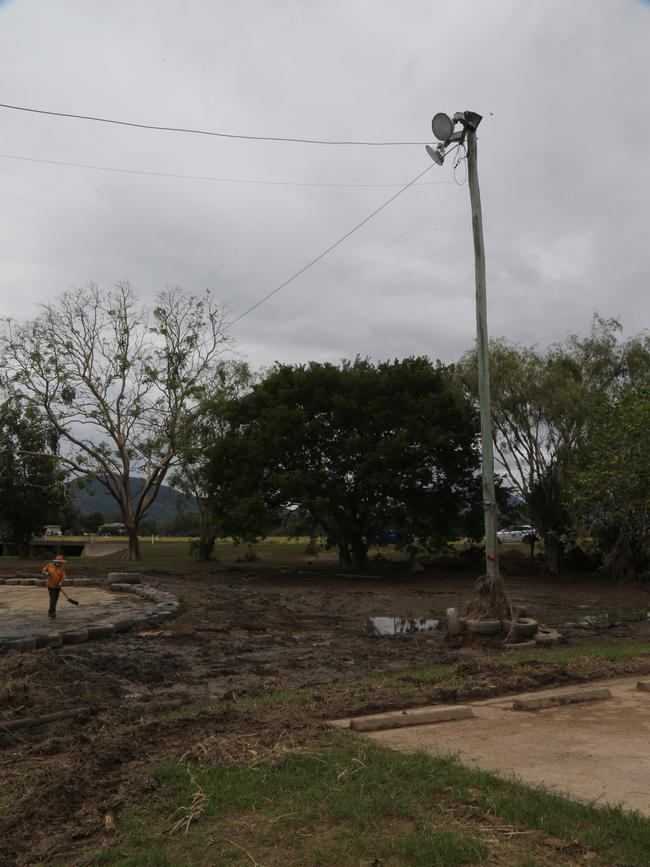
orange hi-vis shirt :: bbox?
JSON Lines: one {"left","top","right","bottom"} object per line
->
{"left": 42, "top": 563, "right": 66, "bottom": 588}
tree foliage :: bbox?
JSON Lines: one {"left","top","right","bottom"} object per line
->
{"left": 0, "top": 282, "right": 230, "bottom": 560}
{"left": 458, "top": 315, "right": 650, "bottom": 572}
{"left": 206, "top": 356, "right": 480, "bottom": 569}
{"left": 169, "top": 359, "right": 252, "bottom": 561}
{"left": 569, "top": 387, "right": 650, "bottom": 580}
{"left": 0, "top": 394, "right": 64, "bottom": 555}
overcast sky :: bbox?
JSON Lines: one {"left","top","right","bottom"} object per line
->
{"left": 0, "top": 0, "right": 648, "bottom": 371}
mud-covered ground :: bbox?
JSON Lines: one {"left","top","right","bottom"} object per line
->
{"left": 1, "top": 565, "right": 650, "bottom": 865}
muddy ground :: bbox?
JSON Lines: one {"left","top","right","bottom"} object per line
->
{"left": 1, "top": 565, "right": 650, "bottom": 865}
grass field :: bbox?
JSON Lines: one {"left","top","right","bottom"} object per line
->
{"left": 81, "top": 641, "right": 650, "bottom": 867}
{"left": 5, "top": 536, "right": 414, "bottom": 572}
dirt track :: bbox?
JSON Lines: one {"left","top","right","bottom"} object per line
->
{"left": 1, "top": 566, "right": 650, "bottom": 865}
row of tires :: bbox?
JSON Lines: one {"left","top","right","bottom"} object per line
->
{"left": 0, "top": 577, "right": 94, "bottom": 586}
{"left": 463, "top": 617, "right": 562, "bottom": 646}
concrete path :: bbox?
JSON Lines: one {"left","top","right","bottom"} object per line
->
{"left": 334, "top": 676, "right": 650, "bottom": 815}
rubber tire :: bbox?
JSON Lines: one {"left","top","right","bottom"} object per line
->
{"left": 2, "top": 637, "right": 37, "bottom": 652}
{"left": 504, "top": 618, "right": 539, "bottom": 640}
{"left": 465, "top": 618, "right": 502, "bottom": 635}
{"left": 62, "top": 629, "right": 89, "bottom": 644}
{"left": 113, "top": 618, "right": 135, "bottom": 633}
{"left": 535, "top": 629, "right": 561, "bottom": 646}
{"left": 505, "top": 640, "right": 538, "bottom": 651}
{"left": 87, "top": 624, "right": 115, "bottom": 640}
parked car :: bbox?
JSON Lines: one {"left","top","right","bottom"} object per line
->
{"left": 496, "top": 525, "right": 538, "bottom": 543}
{"left": 97, "top": 522, "right": 128, "bottom": 536}
{"left": 374, "top": 529, "right": 412, "bottom": 546}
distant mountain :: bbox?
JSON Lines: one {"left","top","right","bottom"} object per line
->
{"left": 69, "top": 477, "right": 197, "bottom": 524}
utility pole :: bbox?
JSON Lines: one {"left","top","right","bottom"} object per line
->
{"left": 427, "top": 111, "right": 499, "bottom": 587}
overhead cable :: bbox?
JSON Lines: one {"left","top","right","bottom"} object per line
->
{"left": 250, "top": 187, "right": 465, "bottom": 345}
{"left": 229, "top": 162, "right": 435, "bottom": 327}
{"left": 0, "top": 101, "right": 428, "bottom": 146}
{"left": 0, "top": 151, "right": 453, "bottom": 189}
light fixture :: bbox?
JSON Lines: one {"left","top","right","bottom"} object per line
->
{"left": 425, "top": 143, "right": 445, "bottom": 166}
{"left": 431, "top": 112, "right": 454, "bottom": 142}
{"left": 463, "top": 111, "right": 483, "bottom": 130}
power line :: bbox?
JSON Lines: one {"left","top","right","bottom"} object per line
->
{"left": 229, "top": 162, "right": 436, "bottom": 328}
{"left": 249, "top": 187, "right": 465, "bottom": 345}
{"left": 0, "top": 101, "right": 429, "bottom": 146}
{"left": 0, "top": 151, "right": 454, "bottom": 189}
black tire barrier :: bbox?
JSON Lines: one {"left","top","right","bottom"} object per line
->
{"left": 1, "top": 580, "right": 179, "bottom": 652}
{"left": 62, "top": 629, "right": 89, "bottom": 645}
{"left": 86, "top": 624, "right": 116, "bottom": 640}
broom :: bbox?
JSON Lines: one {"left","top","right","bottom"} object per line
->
{"left": 60, "top": 587, "right": 79, "bottom": 606}
{"left": 41, "top": 578, "right": 79, "bottom": 606}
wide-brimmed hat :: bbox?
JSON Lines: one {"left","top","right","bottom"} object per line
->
{"left": 53, "top": 554, "right": 65, "bottom": 563}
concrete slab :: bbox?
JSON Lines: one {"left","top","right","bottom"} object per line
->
{"left": 333, "top": 676, "right": 650, "bottom": 815}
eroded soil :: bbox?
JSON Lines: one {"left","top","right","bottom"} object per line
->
{"left": 1, "top": 566, "right": 650, "bottom": 865}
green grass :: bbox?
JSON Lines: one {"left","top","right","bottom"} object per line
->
{"left": 504, "top": 640, "right": 650, "bottom": 665}
{"left": 2, "top": 536, "right": 413, "bottom": 573}
{"left": 87, "top": 735, "right": 650, "bottom": 866}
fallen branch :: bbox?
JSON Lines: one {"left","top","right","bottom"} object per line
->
{"left": 0, "top": 706, "right": 92, "bottom": 731}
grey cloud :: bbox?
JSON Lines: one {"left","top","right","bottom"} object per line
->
{"left": 0, "top": 0, "right": 648, "bottom": 369}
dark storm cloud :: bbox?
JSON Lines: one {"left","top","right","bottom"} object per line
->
{"left": 0, "top": 0, "right": 648, "bottom": 369}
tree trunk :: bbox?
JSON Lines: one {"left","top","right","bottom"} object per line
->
{"left": 338, "top": 543, "right": 352, "bottom": 569}
{"left": 197, "top": 530, "right": 217, "bottom": 562}
{"left": 543, "top": 533, "right": 563, "bottom": 574}
{"left": 197, "top": 508, "right": 217, "bottom": 562}
{"left": 16, "top": 533, "right": 32, "bottom": 559}
{"left": 603, "top": 535, "right": 637, "bottom": 582}
{"left": 350, "top": 539, "right": 369, "bottom": 571}
{"left": 526, "top": 535, "right": 536, "bottom": 564}
{"left": 127, "top": 529, "right": 141, "bottom": 561}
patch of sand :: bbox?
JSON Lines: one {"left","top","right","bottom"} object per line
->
{"left": 0, "top": 586, "right": 119, "bottom": 614}
{"left": 336, "top": 676, "right": 650, "bottom": 815}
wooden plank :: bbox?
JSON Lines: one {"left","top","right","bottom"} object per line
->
{"left": 513, "top": 688, "right": 612, "bottom": 712}
{"left": 0, "top": 706, "right": 92, "bottom": 731}
{"left": 350, "top": 706, "right": 473, "bottom": 732}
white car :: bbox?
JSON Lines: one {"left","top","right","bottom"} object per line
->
{"left": 497, "top": 525, "right": 538, "bottom": 543}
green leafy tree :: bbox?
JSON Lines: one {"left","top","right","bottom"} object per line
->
{"left": 79, "top": 511, "right": 105, "bottom": 534}
{"left": 569, "top": 387, "right": 650, "bottom": 580}
{"left": 160, "top": 511, "right": 201, "bottom": 536}
{"left": 206, "top": 357, "right": 480, "bottom": 569}
{"left": 0, "top": 394, "right": 64, "bottom": 556}
{"left": 1, "top": 283, "right": 229, "bottom": 560}
{"left": 169, "top": 359, "right": 252, "bottom": 561}
{"left": 458, "top": 316, "right": 650, "bottom": 572}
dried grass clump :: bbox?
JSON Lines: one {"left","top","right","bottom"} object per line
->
{"left": 181, "top": 729, "right": 299, "bottom": 770}
{"left": 464, "top": 573, "right": 514, "bottom": 623}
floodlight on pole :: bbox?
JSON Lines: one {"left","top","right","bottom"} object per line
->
{"left": 432, "top": 112, "right": 454, "bottom": 142}
{"left": 425, "top": 110, "right": 498, "bottom": 587}
{"left": 425, "top": 143, "right": 445, "bottom": 166}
